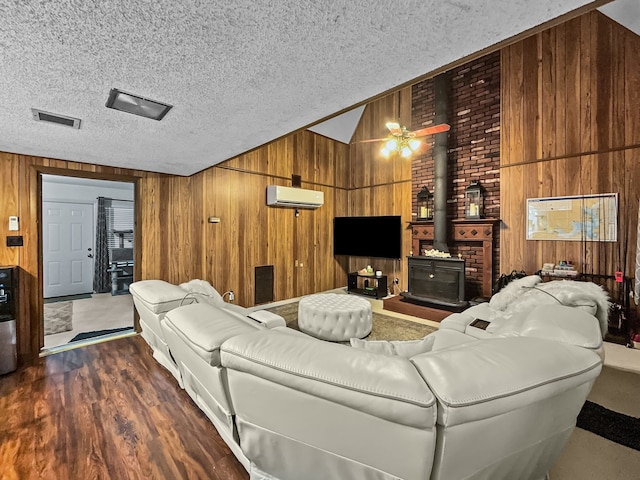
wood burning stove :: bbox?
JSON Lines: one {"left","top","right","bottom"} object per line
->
{"left": 402, "top": 256, "right": 468, "bottom": 309}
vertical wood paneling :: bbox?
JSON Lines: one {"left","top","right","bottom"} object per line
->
{"left": 541, "top": 28, "right": 555, "bottom": 160}
{"left": 0, "top": 153, "right": 19, "bottom": 266}
{"left": 626, "top": 32, "right": 640, "bottom": 145}
{"left": 346, "top": 88, "right": 412, "bottom": 289}
{"left": 581, "top": 13, "right": 593, "bottom": 154}
{"left": 191, "top": 131, "right": 349, "bottom": 305}
{"left": 500, "top": 10, "right": 640, "bottom": 281}
{"left": 1, "top": 127, "right": 350, "bottom": 361}
{"left": 0, "top": 154, "right": 142, "bottom": 363}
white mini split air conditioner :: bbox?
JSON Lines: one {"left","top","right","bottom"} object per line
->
{"left": 266, "top": 185, "right": 324, "bottom": 209}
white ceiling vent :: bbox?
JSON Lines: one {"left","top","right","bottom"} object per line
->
{"left": 31, "top": 109, "right": 81, "bottom": 129}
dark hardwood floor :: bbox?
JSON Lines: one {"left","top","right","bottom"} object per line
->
{"left": 0, "top": 335, "right": 248, "bottom": 480}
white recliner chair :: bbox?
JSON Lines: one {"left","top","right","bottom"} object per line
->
{"left": 160, "top": 302, "right": 286, "bottom": 470}
{"left": 129, "top": 278, "right": 252, "bottom": 386}
{"left": 129, "top": 279, "right": 194, "bottom": 384}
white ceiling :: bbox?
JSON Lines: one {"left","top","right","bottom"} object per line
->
{"left": 307, "top": 106, "right": 365, "bottom": 144}
{"left": 0, "top": 0, "right": 609, "bottom": 176}
{"left": 598, "top": 0, "right": 640, "bottom": 33}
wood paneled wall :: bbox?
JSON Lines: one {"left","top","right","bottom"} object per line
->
{"left": 348, "top": 88, "right": 414, "bottom": 291}
{"left": 500, "top": 11, "right": 640, "bottom": 279}
{"left": 138, "top": 133, "right": 351, "bottom": 301}
{"left": 192, "top": 131, "right": 350, "bottom": 305}
{"left": 0, "top": 130, "right": 349, "bottom": 362}
{"left": 0, "top": 152, "right": 143, "bottom": 363}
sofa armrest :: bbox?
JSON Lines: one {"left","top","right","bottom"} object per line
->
{"left": 163, "top": 303, "right": 260, "bottom": 365}
{"left": 411, "top": 336, "right": 602, "bottom": 426}
{"left": 246, "top": 309, "right": 287, "bottom": 328}
{"left": 438, "top": 312, "right": 475, "bottom": 333}
{"left": 519, "top": 305, "right": 602, "bottom": 349}
{"left": 221, "top": 329, "right": 436, "bottom": 428}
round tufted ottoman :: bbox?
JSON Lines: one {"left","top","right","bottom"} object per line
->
{"left": 297, "top": 293, "right": 372, "bottom": 341}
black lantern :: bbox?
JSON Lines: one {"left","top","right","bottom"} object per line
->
{"left": 465, "top": 180, "right": 483, "bottom": 219}
{"left": 416, "top": 186, "right": 434, "bottom": 220}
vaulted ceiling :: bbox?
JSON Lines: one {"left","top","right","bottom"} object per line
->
{"left": 0, "top": 0, "right": 618, "bottom": 176}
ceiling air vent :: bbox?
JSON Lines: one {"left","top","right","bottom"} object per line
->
{"left": 31, "top": 109, "right": 81, "bottom": 129}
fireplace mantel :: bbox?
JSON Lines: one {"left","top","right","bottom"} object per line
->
{"left": 409, "top": 219, "right": 500, "bottom": 297}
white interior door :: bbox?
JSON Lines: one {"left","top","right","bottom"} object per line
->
{"left": 43, "top": 202, "right": 94, "bottom": 298}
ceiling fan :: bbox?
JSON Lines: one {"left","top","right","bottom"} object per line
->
{"left": 357, "top": 122, "right": 450, "bottom": 158}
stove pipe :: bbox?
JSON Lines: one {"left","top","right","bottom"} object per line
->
{"left": 432, "top": 73, "right": 450, "bottom": 252}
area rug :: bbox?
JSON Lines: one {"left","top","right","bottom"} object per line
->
{"left": 264, "top": 301, "right": 436, "bottom": 341}
{"left": 576, "top": 365, "right": 640, "bottom": 451}
{"left": 577, "top": 401, "right": 640, "bottom": 451}
{"left": 43, "top": 301, "right": 73, "bottom": 335}
{"left": 69, "top": 327, "right": 133, "bottom": 343}
{"left": 551, "top": 365, "right": 640, "bottom": 479}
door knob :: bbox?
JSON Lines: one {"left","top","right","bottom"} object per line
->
{"left": 87, "top": 254, "right": 94, "bottom": 258}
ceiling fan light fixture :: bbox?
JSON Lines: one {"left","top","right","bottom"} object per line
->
{"left": 385, "top": 139, "right": 398, "bottom": 150}
{"left": 381, "top": 146, "right": 390, "bottom": 157}
{"left": 105, "top": 88, "right": 172, "bottom": 121}
{"left": 409, "top": 139, "right": 422, "bottom": 151}
{"left": 401, "top": 146, "right": 412, "bottom": 157}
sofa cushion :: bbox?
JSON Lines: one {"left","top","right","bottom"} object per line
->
{"left": 179, "top": 279, "right": 226, "bottom": 306}
{"left": 163, "top": 303, "right": 260, "bottom": 365}
{"left": 221, "top": 329, "right": 436, "bottom": 428}
{"left": 520, "top": 304, "right": 602, "bottom": 349}
{"left": 129, "top": 279, "right": 192, "bottom": 314}
{"left": 429, "top": 329, "right": 479, "bottom": 351}
{"left": 350, "top": 336, "right": 435, "bottom": 358}
{"left": 223, "top": 303, "right": 251, "bottom": 317}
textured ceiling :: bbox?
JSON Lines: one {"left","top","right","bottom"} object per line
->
{"left": 0, "top": 0, "right": 600, "bottom": 176}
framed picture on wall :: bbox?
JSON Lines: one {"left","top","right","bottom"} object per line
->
{"left": 526, "top": 193, "right": 618, "bottom": 242}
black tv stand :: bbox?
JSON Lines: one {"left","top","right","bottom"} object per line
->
{"left": 347, "top": 272, "right": 387, "bottom": 299}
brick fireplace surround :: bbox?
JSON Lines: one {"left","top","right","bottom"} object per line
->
{"left": 410, "top": 50, "right": 501, "bottom": 298}
{"left": 409, "top": 219, "right": 500, "bottom": 299}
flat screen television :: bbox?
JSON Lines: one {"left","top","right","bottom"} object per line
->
{"left": 333, "top": 215, "right": 402, "bottom": 259}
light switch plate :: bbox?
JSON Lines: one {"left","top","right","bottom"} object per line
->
{"left": 8, "top": 216, "right": 18, "bottom": 231}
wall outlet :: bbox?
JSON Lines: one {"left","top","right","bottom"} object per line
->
{"left": 393, "top": 278, "right": 399, "bottom": 285}
{"left": 228, "top": 290, "right": 235, "bottom": 301}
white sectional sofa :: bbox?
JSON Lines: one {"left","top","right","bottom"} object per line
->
{"left": 130, "top": 278, "right": 605, "bottom": 480}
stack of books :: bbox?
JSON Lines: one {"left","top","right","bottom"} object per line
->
{"left": 541, "top": 262, "right": 578, "bottom": 277}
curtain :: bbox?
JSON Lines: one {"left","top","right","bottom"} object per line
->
{"left": 93, "top": 197, "right": 111, "bottom": 293}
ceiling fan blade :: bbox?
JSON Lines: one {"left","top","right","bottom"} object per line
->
{"left": 354, "top": 138, "right": 388, "bottom": 144}
{"left": 412, "top": 123, "right": 451, "bottom": 137}
{"left": 385, "top": 122, "right": 402, "bottom": 135}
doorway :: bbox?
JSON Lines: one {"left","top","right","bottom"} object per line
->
{"left": 40, "top": 174, "right": 136, "bottom": 353}
{"left": 42, "top": 201, "right": 94, "bottom": 298}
